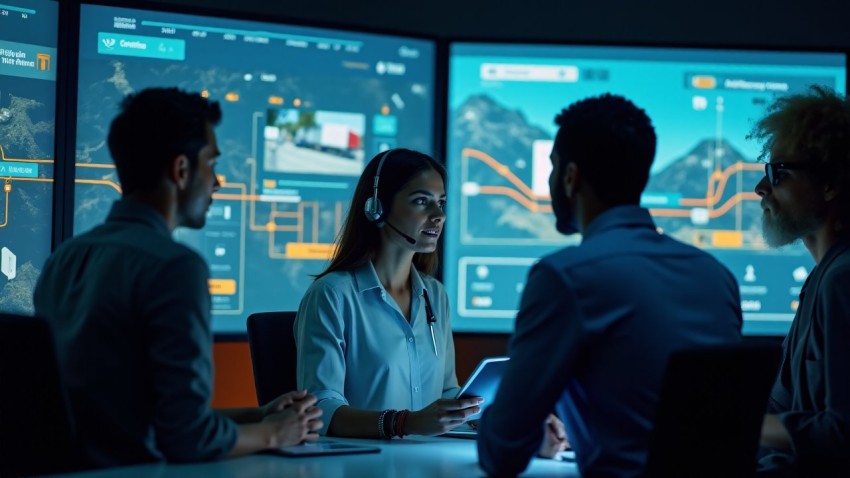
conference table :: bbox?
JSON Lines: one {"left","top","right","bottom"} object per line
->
{"left": 55, "top": 436, "right": 580, "bottom": 477}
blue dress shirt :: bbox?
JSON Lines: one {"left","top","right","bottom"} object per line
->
{"left": 478, "top": 205, "right": 743, "bottom": 477}
{"left": 295, "top": 261, "right": 461, "bottom": 435}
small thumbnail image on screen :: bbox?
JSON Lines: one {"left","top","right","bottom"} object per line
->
{"left": 263, "top": 109, "right": 366, "bottom": 176}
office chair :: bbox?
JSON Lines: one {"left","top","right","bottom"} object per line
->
{"left": 0, "top": 313, "right": 79, "bottom": 477}
{"left": 643, "top": 340, "right": 782, "bottom": 478}
{"left": 246, "top": 311, "right": 298, "bottom": 406}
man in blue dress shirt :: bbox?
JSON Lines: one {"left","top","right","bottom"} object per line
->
{"left": 477, "top": 94, "right": 743, "bottom": 477}
{"left": 34, "top": 88, "right": 322, "bottom": 468}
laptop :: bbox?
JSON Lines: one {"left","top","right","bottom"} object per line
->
{"left": 442, "top": 357, "right": 509, "bottom": 438}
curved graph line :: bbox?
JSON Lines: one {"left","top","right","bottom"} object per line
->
{"left": 462, "top": 148, "right": 551, "bottom": 201}
{"left": 478, "top": 186, "right": 553, "bottom": 213}
{"left": 679, "top": 162, "right": 763, "bottom": 207}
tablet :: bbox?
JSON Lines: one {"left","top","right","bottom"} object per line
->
{"left": 266, "top": 441, "right": 381, "bottom": 457}
{"left": 441, "top": 422, "right": 478, "bottom": 439}
{"left": 456, "top": 356, "right": 509, "bottom": 421}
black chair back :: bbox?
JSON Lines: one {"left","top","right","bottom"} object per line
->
{"left": 0, "top": 313, "right": 79, "bottom": 477}
{"left": 643, "top": 340, "right": 782, "bottom": 478}
{"left": 246, "top": 311, "right": 298, "bottom": 406}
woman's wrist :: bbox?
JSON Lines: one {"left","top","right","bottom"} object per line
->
{"left": 403, "top": 410, "right": 420, "bottom": 436}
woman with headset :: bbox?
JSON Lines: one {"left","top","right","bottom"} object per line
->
{"left": 294, "top": 149, "right": 566, "bottom": 451}
{"left": 294, "top": 148, "right": 479, "bottom": 438}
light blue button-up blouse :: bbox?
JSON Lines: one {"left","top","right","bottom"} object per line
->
{"left": 295, "top": 261, "right": 461, "bottom": 435}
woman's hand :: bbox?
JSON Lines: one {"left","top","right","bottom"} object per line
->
{"left": 405, "top": 397, "right": 484, "bottom": 436}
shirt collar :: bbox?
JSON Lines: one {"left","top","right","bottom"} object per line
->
{"left": 818, "top": 235, "right": 850, "bottom": 268}
{"left": 353, "top": 260, "right": 426, "bottom": 297}
{"left": 582, "top": 205, "right": 657, "bottom": 240}
{"left": 105, "top": 199, "right": 171, "bottom": 238}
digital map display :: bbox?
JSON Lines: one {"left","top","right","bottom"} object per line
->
{"left": 76, "top": 5, "right": 435, "bottom": 332}
{"left": 446, "top": 44, "right": 846, "bottom": 334}
{"left": 0, "top": 0, "right": 58, "bottom": 314}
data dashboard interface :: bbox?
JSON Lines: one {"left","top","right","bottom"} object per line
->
{"left": 446, "top": 43, "right": 846, "bottom": 334}
{"left": 0, "top": 0, "right": 58, "bottom": 314}
{"left": 75, "top": 4, "right": 435, "bottom": 332}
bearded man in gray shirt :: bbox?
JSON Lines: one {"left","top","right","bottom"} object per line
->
{"left": 34, "top": 88, "right": 322, "bottom": 469}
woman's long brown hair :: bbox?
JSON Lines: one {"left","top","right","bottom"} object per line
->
{"left": 315, "top": 148, "right": 446, "bottom": 280}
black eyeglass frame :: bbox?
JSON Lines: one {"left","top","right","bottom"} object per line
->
{"left": 764, "top": 162, "right": 814, "bottom": 186}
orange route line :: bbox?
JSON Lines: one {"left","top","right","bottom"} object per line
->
{"left": 462, "top": 148, "right": 550, "bottom": 201}
{"left": 216, "top": 181, "right": 305, "bottom": 260}
{"left": 214, "top": 182, "right": 253, "bottom": 201}
{"left": 297, "top": 202, "right": 305, "bottom": 242}
{"left": 76, "top": 163, "right": 116, "bottom": 169}
{"left": 76, "top": 179, "right": 121, "bottom": 193}
{"left": 269, "top": 230, "right": 285, "bottom": 259}
{"left": 709, "top": 192, "right": 760, "bottom": 218}
{"left": 679, "top": 162, "right": 763, "bottom": 207}
{"left": 213, "top": 160, "right": 299, "bottom": 232}
{"left": 210, "top": 160, "right": 319, "bottom": 240}
{"left": 0, "top": 187, "right": 8, "bottom": 228}
{"left": 247, "top": 159, "right": 277, "bottom": 232}
{"left": 219, "top": 178, "right": 306, "bottom": 235}
{"left": 1, "top": 177, "right": 104, "bottom": 228}
{"left": 270, "top": 211, "right": 300, "bottom": 219}
{"left": 3, "top": 177, "right": 52, "bottom": 183}
{"left": 478, "top": 186, "right": 553, "bottom": 213}
{"left": 651, "top": 192, "right": 760, "bottom": 218}
{"left": 269, "top": 226, "right": 300, "bottom": 258}
{"left": 219, "top": 183, "right": 247, "bottom": 193}
{"left": 214, "top": 193, "right": 263, "bottom": 201}
{"left": 0, "top": 145, "right": 53, "bottom": 163}
{"left": 269, "top": 199, "right": 297, "bottom": 219}
{"left": 649, "top": 208, "right": 692, "bottom": 217}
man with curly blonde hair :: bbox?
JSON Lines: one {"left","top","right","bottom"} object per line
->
{"left": 750, "top": 85, "right": 850, "bottom": 476}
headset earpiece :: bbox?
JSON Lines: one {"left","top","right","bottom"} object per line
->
{"left": 364, "top": 196, "right": 383, "bottom": 223}
{"left": 364, "top": 149, "right": 394, "bottom": 224}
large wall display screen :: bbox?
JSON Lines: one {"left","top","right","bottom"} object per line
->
{"left": 446, "top": 43, "right": 846, "bottom": 334}
{"left": 0, "top": 0, "right": 58, "bottom": 314}
{"left": 76, "top": 4, "right": 435, "bottom": 332}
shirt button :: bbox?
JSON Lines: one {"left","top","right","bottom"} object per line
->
{"left": 408, "top": 337, "right": 414, "bottom": 343}
{"left": 414, "top": 387, "right": 420, "bottom": 392}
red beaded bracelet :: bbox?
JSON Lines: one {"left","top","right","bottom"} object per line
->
{"left": 395, "top": 409, "right": 410, "bottom": 438}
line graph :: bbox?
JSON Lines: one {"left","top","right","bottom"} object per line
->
{"left": 458, "top": 146, "right": 766, "bottom": 249}
{"left": 459, "top": 147, "right": 558, "bottom": 246}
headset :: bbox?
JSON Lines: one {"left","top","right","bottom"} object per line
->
{"left": 363, "top": 148, "right": 419, "bottom": 245}
{"left": 363, "top": 149, "right": 393, "bottom": 224}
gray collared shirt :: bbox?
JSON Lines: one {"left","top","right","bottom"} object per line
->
{"left": 34, "top": 199, "right": 237, "bottom": 468}
{"left": 295, "top": 261, "right": 460, "bottom": 435}
{"left": 761, "top": 237, "right": 850, "bottom": 474}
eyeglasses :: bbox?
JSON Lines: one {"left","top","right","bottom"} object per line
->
{"left": 764, "top": 162, "right": 814, "bottom": 186}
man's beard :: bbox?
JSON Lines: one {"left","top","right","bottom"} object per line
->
{"left": 761, "top": 200, "right": 826, "bottom": 248}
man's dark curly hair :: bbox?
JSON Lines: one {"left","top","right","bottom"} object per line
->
{"left": 748, "top": 85, "right": 850, "bottom": 227}
{"left": 553, "top": 93, "right": 656, "bottom": 207}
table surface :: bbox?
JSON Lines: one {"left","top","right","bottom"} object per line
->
{"left": 55, "top": 436, "right": 580, "bottom": 478}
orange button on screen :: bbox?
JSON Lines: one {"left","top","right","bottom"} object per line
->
{"left": 209, "top": 279, "right": 237, "bottom": 295}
